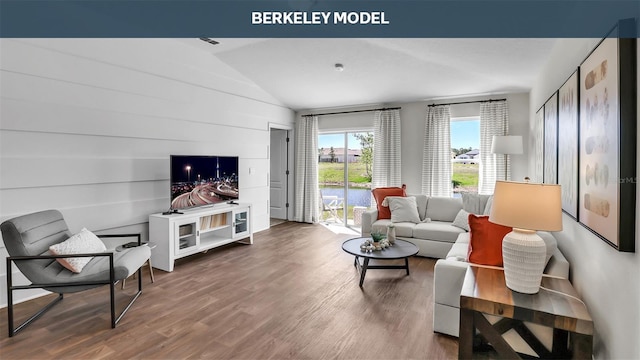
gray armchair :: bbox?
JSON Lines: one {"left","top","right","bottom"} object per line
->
{"left": 1, "top": 210, "right": 151, "bottom": 337}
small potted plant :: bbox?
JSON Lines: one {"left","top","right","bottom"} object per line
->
{"left": 371, "top": 231, "right": 386, "bottom": 243}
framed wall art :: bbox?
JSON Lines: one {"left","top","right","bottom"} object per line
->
{"left": 578, "top": 19, "right": 636, "bottom": 252}
{"left": 543, "top": 92, "right": 558, "bottom": 184}
{"left": 534, "top": 106, "right": 544, "bottom": 183}
{"left": 558, "top": 70, "right": 579, "bottom": 219}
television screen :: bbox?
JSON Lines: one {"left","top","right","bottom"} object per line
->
{"left": 170, "top": 155, "right": 239, "bottom": 210}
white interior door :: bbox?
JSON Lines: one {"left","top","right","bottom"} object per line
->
{"left": 270, "top": 128, "right": 288, "bottom": 219}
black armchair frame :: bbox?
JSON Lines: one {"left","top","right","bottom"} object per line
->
{"left": 6, "top": 233, "right": 143, "bottom": 337}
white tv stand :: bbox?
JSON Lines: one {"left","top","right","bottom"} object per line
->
{"left": 149, "top": 203, "right": 252, "bottom": 272}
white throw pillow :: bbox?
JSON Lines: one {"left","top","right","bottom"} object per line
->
{"left": 452, "top": 209, "right": 470, "bottom": 231}
{"left": 49, "top": 228, "right": 107, "bottom": 273}
{"left": 387, "top": 196, "right": 421, "bottom": 223}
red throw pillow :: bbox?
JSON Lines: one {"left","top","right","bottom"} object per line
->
{"left": 371, "top": 185, "right": 407, "bottom": 219}
{"left": 467, "top": 214, "right": 512, "bottom": 266}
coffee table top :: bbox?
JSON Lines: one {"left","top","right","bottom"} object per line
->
{"left": 342, "top": 237, "right": 419, "bottom": 260}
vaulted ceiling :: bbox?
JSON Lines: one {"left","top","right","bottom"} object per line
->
{"left": 182, "top": 38, "right": 557, "bottom": 110}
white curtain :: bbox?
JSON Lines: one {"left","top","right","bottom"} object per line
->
{"left": 479, "top": 100, "right": 509, "bottom": 194}
{"left": 372, "top": 109, "right": 402, "bottom": 189}
{"left": 421, "top": 105, "right": 451, "bottom": 196}
{"left": 294, "top": 116, "right": 319, "bottom": 223}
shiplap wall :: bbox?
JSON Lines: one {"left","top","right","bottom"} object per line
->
{"left": 0, "top": 38, "right": 294, "bottom": 306}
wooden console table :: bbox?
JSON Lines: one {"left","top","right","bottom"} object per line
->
{"left": 459, "top": 266, "right": 593, "bottom": 359}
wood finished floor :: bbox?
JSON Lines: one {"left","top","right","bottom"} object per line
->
{"left": 0, "top": 222, "right": 457, "bottom": 359}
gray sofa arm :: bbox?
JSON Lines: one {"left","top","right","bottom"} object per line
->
{"left": 361, "top": 208, "right": 378, "bottom": 237}
{"left": 544, "top": 248, "right": 570, "bottom": 279}
{"left": 434, "top": 259, "right": 470, "bottom": 308}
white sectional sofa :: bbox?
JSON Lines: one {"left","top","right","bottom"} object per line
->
{"left": 361, "top": 195, "right": 467, "bottom": 258}
{"left": 360, "top": 191, "right": 571, "bottom": 352}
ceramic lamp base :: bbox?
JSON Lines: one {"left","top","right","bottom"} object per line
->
{"left": 502, "top": 229, "right": 547, "bottom": 294}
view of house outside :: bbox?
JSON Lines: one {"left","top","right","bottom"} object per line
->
{"left": 451, "top": 118, "right": 480, "bottom": 195}
{"left": 318, "top": 132, "right": 373, "bottom": 225}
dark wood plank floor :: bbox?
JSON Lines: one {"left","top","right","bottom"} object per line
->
{"left": 0, "top": 222, "right": 458, "bottom": 359}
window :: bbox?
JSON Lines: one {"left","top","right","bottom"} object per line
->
{"left": 318, "top": 131, "right": 373, "bottom": 227}
{"left": 451, "top": 117, "right": 480, "bottom": 196}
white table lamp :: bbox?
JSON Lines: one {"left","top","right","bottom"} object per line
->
{"left": 489, "top": 181, "right": 562, "bottom": 294}
{"left": 491, "top": 135, "right": 523, "bottom": 180}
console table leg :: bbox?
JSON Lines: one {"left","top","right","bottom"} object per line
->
{"left": 459, "top": 308, "right": 474, "bottom": 359}
{"left": 359, "top": 258, "right": 370, "bottom": 287}
{"left": 571, "top": 332, "right": 593, "bottom": 360}
{"left": 552, "top": 328, "right": 569, "bottom": 357}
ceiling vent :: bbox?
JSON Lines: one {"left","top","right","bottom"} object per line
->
{"left": 199, "top": 38, "right": 220, "bottom": 46}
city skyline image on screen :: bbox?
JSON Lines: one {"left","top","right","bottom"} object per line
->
{"left": 170, "top": 155, "right": 239, "bottom": 210}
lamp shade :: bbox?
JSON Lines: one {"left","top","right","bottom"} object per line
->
{"left": 491, "top": 135, "right": 523, "bottom": 155}
{"left": 489, "top": 181, "right": 562, "bottom": 231}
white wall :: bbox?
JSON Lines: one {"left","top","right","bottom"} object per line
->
{"left": 312, "top": 105, "right": 379, "bottom": 133}
{"left": 0, "top": 38, "right": 294, "bottom": 306}
{"left": 301, "top": 93, "right": 530, "bottom": 195}
{"left": 529, "top": 38, "right": 639, "bottom": 360}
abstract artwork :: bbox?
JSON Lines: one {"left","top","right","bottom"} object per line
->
{"left": 578, "top": 22, "right": 636, "bottom": 252}
{"left": 543, "top": 93, "right": 558, "bottom": 184}
{"left": 558, "top": 71, "right": 579, "bottom": 219}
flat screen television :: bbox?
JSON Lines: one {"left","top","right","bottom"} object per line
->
{"left": 169, "top": 155, "right": 239, "bottom": 211}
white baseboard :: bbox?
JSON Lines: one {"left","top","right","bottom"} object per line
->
{"left": 0, "top": 273, "right": 51, "bottom": 309}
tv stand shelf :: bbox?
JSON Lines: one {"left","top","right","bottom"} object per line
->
{"left": 149, "top": 203, "right": 252, "bottom": 272}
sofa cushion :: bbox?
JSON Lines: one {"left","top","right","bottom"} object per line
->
{"left": 407, "top": 194, "right": 429, "bottom": 221}
{"left": 387, "top": 196, "right": 421, "bottom": 223}
{"left": 462, "top": 192, "right": 492, "bottom": 214}
{"left": 447, "top": 241, "right": 471, "bottom": 261}
{"left": 483, "top": 195, "right": 494, "bottom": 215}
{"left": 413, "top": 221, "right": 465, "bottom": 243}
{"left": 371, "top": 219, "right": 392, "bottom": 235}
{"left": 425, "top": 197, "right": 463, "bottom": 222}
{"left": 371, "top": 220, "right": 415, "bottom": 238}
{"left": 372, "top": 185, "right": 407, "bottom": 220}
{"left": 456, "top": 232, "right": 470, "bottom": 244}
{"left": 390, "top": 222, "right": 415, "bottom": 238}
{"left": 467, "top": 214, "right": 512, "bottom": 266}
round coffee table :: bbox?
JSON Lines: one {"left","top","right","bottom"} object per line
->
{"left": 342, "top": 237, "right": 419, "bottom": 287}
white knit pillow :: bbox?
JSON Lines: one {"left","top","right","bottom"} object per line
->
{"left": 49, "top": 228, "right": 107, "bottom": 273}
{"left": 452, "top": 209, "right": 471, "bottom": 231}
{"left": 387, "top": 196, "right": 421, "bottom": 223}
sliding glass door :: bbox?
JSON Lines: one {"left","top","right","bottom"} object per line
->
{"left": 318, "top": 131, "right": 373, "bottom": 228}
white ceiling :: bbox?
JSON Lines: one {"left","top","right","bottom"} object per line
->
{"left": 186, "top": 38, "right": 557, "bottom": 111}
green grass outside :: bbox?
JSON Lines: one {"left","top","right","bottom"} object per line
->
{"left": 318, "top": 162, "right": 370, "bottom": 186}
{"left": 318, "top": 161, "right": 371, "bottom": 221}
{"left": 452, "top": 163, "right": 479, "bottom": 191}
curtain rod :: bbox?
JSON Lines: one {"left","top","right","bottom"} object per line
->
{"left": 303, "top": 107, "right": 401, "bottom": 117}
{"left": 427, "top": 98, "right": 506, "bottom": 107}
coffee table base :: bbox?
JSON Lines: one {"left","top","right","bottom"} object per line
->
{"left": 353, "top": 256, "right": 411, "bottom": 287}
